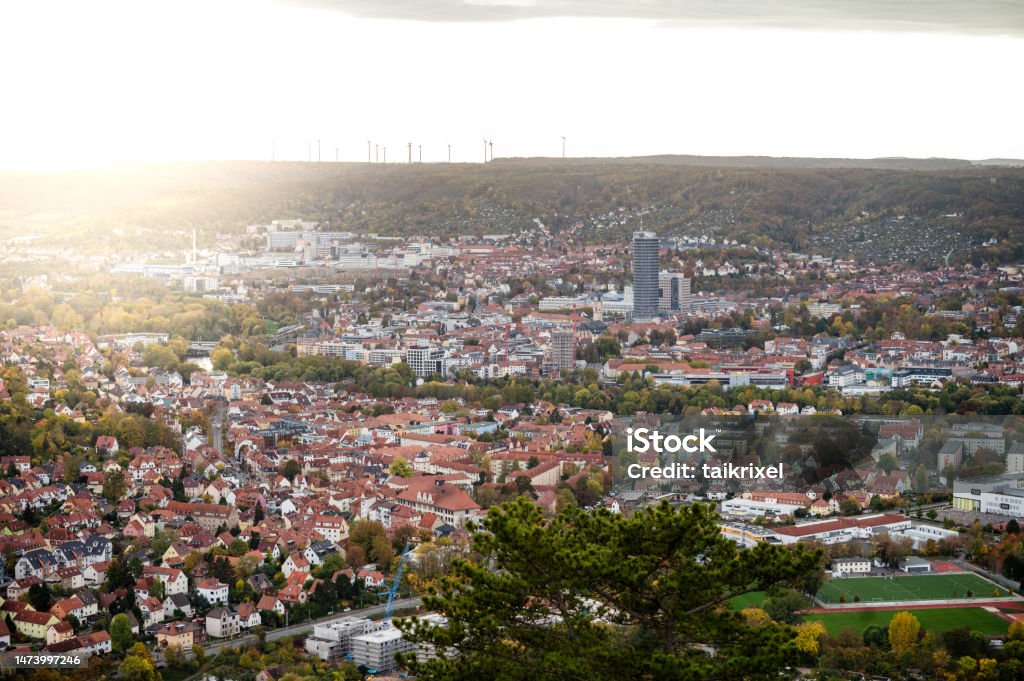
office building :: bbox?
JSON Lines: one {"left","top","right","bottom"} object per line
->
{"left": 407, "top": 347, "right": 445, "bottom": 378}
{"left": 1007, "top": 443, "right": 1024, "bottom": 475}
{"left": 632, "top": 231, "right": 660, "bottom": 322}
{"left": 658, "top": 271, "right": 692, "bottom": 313}
{"left": 351, "top": 626, "right": 416, "bottom": 674}
{"left": 305, "top": 616, "right": 376, "bottom": 661}
{"left": 549, "top": 329, "right": 575, "bottom": 372}
{"left": 953, "top": 473, "right": 1024, "bottom": 512}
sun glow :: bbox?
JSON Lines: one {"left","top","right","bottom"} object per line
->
{"left": 2, "top": 0, "right": 1022, "bottom": 170}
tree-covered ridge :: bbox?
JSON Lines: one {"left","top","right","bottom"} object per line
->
{"left": 2, "top": 160, "right": 1022, "bottom": 263}
{"left": 398, "top": 498, "right": 822, "bottom": 681}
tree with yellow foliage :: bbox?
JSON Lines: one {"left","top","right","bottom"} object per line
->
{"left": 741, "top": 607, "right": 773, "bottom": 628}
{"left": 977, "top": 657, "right": 998, "bottom": 681}
{"left": 888, "top": 610, "right": 921, "bottom": 655}
{"left": 792, "top": 621, "right": 826, "bottom": 658}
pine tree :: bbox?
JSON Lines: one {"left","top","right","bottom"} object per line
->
{"left": 398, "top": 498, "right": 822, "bottom": 680}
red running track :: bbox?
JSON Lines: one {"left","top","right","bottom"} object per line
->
{"left": 801, "top": 600, "right": 1024, "bottom": 615}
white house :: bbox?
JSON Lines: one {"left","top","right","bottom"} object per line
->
{"left": 195, "top": 578, "right": 229, "bottom": 606}
{"left": 282, "top": 553, "right": 311, "bottom": 578}
{"left": 76, "top": 630, "right": 113, "bottom": 656}
{"left": 143, "top": 566, "right": 189, "bottom": 596}
{"left": 237, "top": 602, "right": 261, "bottom": 629}
{"left": 832, "top": 557, "right": 871, "bottom": 576}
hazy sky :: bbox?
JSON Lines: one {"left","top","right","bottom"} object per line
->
{"left": 3, "top": 0, "right": 1023, "bottom": 169}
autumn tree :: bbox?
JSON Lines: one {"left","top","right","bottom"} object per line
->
{"left": 102, "top": 468, "right": 128, "bottom": 502}
{"left": 793, "top": 621, "right": 826, "bottom": 659}
{"left": 389, "top": 456, "right": 414, "bottom": 478}
{"left": 119, "top": 643, "right": 160, "bottom": 681}
{"left": 888, "top": 611, "right": 921, "bottom": 656}
{"left": 211, "top": 347, "right": 234, "bottom": 371}
{"left": 279, "top": 459, "right": 301, "bottom": 482}
{"left": 740, "top": 607, "right": 772, "bottom": 628}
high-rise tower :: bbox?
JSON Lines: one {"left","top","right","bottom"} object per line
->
{"left": 549, "top": 329, "right": 576, "bottom": 373}
{"left": 632, "top": 231, "right": 660, "bottom": 322}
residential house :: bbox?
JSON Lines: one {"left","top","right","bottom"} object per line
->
{"left": 195, "top": 578, "right": 229, "bottom": 606}
{"left": 143, "top": 566, "right": 189, "bottom": 596}
{"left": 237, "top": 601, "right": 262, "bottom": 629}
{"left": 14, "top": 610, "right": 58, "bottom": 639}
{"left": 76, "top": 630, "right": 112, "bottom": 656}
{"left": 155, "top": 621, "right": 201, "bottom": 650}
{"left": 282, "top": 552, "right": 311, "bottom": 578}
{"left": 206, "top": 607, "right": 240, "bottom": 639}
{"left": 46, "top": 621, "right": 75, "bottom": 646}
{"left": 257, "top": 594, "right": 285, "bottom": 616}
{"left": 163, "top": 593, "right": 194, "bottom": 619}
{"left": 138, "top": 596, "right": 165, "bottom": 628}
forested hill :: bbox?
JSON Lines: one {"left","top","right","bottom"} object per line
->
{"left": 1, "top": 157, "right": 1022, "bottom": 264}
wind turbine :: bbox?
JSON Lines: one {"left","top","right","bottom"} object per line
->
{"left": 561, "top": 135, "right": 566, "bottom": 158}
{"left": 367, "top": 140, "right": 371, "bottom": 163}
{"left": 447, "top": 143, "right": 452, "bottom": 164}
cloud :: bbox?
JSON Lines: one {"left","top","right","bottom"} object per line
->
{"left": 278, "top": 0, "right": 1024, "bottom": 36}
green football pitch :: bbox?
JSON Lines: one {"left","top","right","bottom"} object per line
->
{"left": 804, "top": 607, "right": 1010, "bottom": 636}
{"left": 817, "top": 573, "right": 1007, "bottom": 604}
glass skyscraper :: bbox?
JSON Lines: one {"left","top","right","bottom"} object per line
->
{"left": 632, "top": 230, "right": 659, "bottom": 321}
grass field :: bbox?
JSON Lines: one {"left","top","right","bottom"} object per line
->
{"left": 817, "top": 574, "right": 1006, "bottom": 604}
{"left": 804, "top": 607, "right": 1010, "bottom": 636}
{"left": 728, "top": 592, "right": 769, "bottom": 610}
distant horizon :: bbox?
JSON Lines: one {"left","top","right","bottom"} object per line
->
{"left": 3, "top": 153, "right": 1024, "bottom": 175}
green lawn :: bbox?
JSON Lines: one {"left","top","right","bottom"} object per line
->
{"left": 817, "top": 574, "right": 1006, "bottom": 604}
{"left": 728, "top": 591, "right": 769, "bottom": 610}
{"left": 804, "top": 607, "right": 1010, "bottom": 636}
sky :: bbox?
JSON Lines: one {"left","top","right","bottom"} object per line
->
{"left": 2, "top": 0, "right": 1023, "bottom": 170}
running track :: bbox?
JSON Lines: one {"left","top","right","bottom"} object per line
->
{"left": 801, "top": 600, "right": 1024, "bottom": 623}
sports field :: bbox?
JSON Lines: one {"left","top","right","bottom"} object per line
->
{"left": 804, "top": 607, "right": 1010, "bottom": 636}
{"left": 817, "top": 573, "right": 1006, "bottom": 604}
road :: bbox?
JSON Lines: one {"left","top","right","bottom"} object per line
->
{"left": 193, "top": 596, "right": 422, "bottom": 657}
